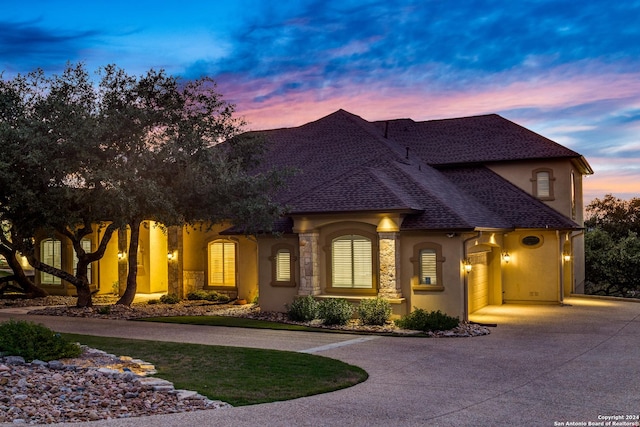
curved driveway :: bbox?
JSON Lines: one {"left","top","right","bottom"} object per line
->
{"left": 1, "top": 296, "right": 639, "bottom": 427}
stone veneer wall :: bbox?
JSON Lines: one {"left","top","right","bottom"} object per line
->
{"left": 298, "top": 232, "right": 320, "bottom": 296}
{"left": 183, "top": 271, "right": 205, "bottom": 295}
{"left": 378, "top": 232, "right": 401, "bottom": 298}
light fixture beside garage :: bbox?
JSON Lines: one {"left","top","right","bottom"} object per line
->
{"left": 501, "top": 251, "right": 510, "bottom": 263}
{"left": 463, "top": 258, "right": 472, "bottom": 273}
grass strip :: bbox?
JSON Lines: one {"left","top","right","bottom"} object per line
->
{"left": 137, "top": 315, "right": 344, "bottom": 332}
{"left": 62, "top": 333, "right": 368, "bottom": 406}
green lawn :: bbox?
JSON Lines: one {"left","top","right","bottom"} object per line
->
{"left": 137, "top": 315, "right": 357, "bottom": 333}
{"left": 62, "top": 333, "right": 368, "bottom": 406}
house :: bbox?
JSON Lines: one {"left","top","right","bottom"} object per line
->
{"left": 34, "top": 109, "right": 593, "bottom": 320}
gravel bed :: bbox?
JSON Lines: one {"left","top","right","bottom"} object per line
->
{"left": 0, "top": 346, "right": 230, "bottom": 425}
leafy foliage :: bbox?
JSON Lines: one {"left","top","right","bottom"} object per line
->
{"left": 586, "top": 194, "right": 640, "bottom": 240}
{"left": 394, "top": 309, "right": 459, "bottom": 332}
{"left": 0, "top": 63, "right": 287, "bottom": 307}
{"left": 357, "top": 297, "right": 392, "bottom": 325}
{"left": 186, "top": 290, "right": 230, "bottom": 302}
{"left": 159, "top": 294, "right": 181, "bottom": 304}
{"left": 286, "top": 295, "right": 319, "bottom": 322}
{"left": 585, "top": 195, "right": 640, "bottom": 298}
{"left": 318, "top": 298, "right": 354, "bottom": 326}
{"left": 0, "top": 320, "right": 81, "bottom": 362}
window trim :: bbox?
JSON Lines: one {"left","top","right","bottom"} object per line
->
{"left": 531, "top": 168, "right": 555, "bottom": 200}
{"left": 325, "top": 230, "right": 377, "bottom": 295}
{"left": 206, "top": 239, "right": 238, "bottom": 288}
{"left": 520, "top": 234, "right": 544, "bottom": 249}
{"left": 269, "top": 243, "right": 297, "bottom": 287}
{"left": 411, "top": 242, "right": 445, "bottom": 292}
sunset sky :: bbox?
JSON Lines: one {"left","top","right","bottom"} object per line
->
{"left": 2, "top": 0, "right": 640, "bottom": 203}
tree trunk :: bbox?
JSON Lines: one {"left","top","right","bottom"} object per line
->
{"left": 117, "top": 220, "right": 140, "bottom": 306}
{"left": 76, "top": 282, "right": 93, "bottom": 307}
{"left": 0, "top": 245, "right": 48, "bottom": 298}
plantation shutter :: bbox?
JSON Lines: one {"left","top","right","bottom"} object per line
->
{"left": 276, "top": 249, "right": 291, "bottom": 281}
{"left": 352, "top": 237, "right": 372, "bottom": 288}
{"left": 332, "top": 235, "right": 372, "bottom": 288}
{"left": 41, "top": 239, "right": 62, "bottom": 285}
{"left": 420, "top": 249, "right": 437, "bottom": 285}
{"left": 209, "top": 241, "right": 236, "bottom": 286}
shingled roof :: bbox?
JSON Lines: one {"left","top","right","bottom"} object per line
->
{"left": 253, "top": 109, "right": 584, "bottom": 232}
{"left": 373, "top": 114, "right": 590, "bottom": 170}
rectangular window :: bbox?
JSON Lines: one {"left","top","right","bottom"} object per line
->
{"left": 276, "top": 249, "right": 291, "bottom": 282}
{"left": 209, "top": 241, "right": 236, "bottom": 286}
{"left": 41, "top": 239, "right": 62, "bottom": 285}
{"left": 332, "top": 236, "right": 372, "bottom": 289}
{"left": 420, "top": 249, "right": 437, "bottom": 285}
{"left": 537, "top": 171, "right": 550, "bottom": 198}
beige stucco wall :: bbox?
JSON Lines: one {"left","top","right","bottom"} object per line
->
{"left": 399, "top": 232, "right": 466, "bottom": 319}
{"left": 502, "top": 230, "right": 563, "bottom": 303}
{"left": 488, "top": 159, "right": 584, "bottom": 224}
{"left": 257, "top": 235, "right": 300, "bottom": 312}
{"left": 180, "top": 223, "right": 259, "bottom": 302}
{"left": 97, "top": 227, "right": 119, "bottom": 295}
{"left": 488, "top": 159, "right": 586, "bottom": 293}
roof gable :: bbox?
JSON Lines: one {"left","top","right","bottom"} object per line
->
{"left": 251, "top": 109, "right": 584, "bottom": 231}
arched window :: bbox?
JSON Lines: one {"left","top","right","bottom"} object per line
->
{"left": 40, "top": 238, "right": 62, "bottom": 285}
{"left": 531, "top": 168, "right": 555, "bottom": 200}
{"left": 208, "top": 240, "right": 236, "bottom": 287}
{"left": 331, "top": 235, "right": 373, "bottom": 289}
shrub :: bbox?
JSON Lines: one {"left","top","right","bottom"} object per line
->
{"left": 0, "top": 320, "right": 82, "bottom": 362}
{"left": 186, "top": 290, "right": 231, "bottom": 303}
{"left": 147, "top": 299, "right": 160, "bottom": 305}
{"left": 394, "top": 309, "right": 459, "bottom": 332}
{"left": 97, "top": 305, "right": 111, "bottom": 315}
{"left": 318, "top": 298, "right": 354, "bottom": 326}
{"left": 357, "top": 298, "right": 392, "bottom": 326}
{"left": 159, "top": 294, "right": 180, "bottom": 304}
{"left": 286, "top": 295, "right": 319, "bottom": 321}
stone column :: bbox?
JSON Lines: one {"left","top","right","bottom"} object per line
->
{"left": 298, "top": 232, "right": 320, "bottom": 296}
{"left": 378, "top": 232, "right": 402, "bottom": 298}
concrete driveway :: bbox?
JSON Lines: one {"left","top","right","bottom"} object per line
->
{"left": 1, "top": 295, "right": 639, "bottom": 426}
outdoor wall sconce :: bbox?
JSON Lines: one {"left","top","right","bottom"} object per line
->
{"left": 502, "top": 251, "right": 511, "bottom": 263}
{"left": 563, "top": 252, "right": 571, "bottom": 262}
{"left": 167, "top": 251, "right": 175, "bottom": 261}
{"left": 117, "top": 251, "right": 126, "bottom": 261}
{"left": 463, "top": 258, "right": 472, "bottom": 273}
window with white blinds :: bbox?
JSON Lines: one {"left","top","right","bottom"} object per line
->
{"left": 420, "top": 249, "right": 437, "bottom": 285}
{"left": 208, "top": 241, "right": 236, "bottom": 286}
{"left": 536, "top": 171, "right": 550, "bottom": 198}
{"left": 73, "top": 239, "right": 93, "bottom": 283}
{"left": 332, "top": 235, "right": 372, "bottom": 289}
{"left": 41, "top": 238, "right": 62, "bottom": 285}
{"left": 275, "top": 249, "right": 291, "bottom": 282}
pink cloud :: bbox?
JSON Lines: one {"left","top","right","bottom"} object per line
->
{"left": 218, "top": 62, "right": 640, "bottom": 201}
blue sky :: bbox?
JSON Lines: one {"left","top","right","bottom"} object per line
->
{"left": 2, "top": 0, "right": 640, "bottom": 202}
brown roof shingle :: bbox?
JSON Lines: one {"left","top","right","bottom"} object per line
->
{"left": 253, "top": 109, "right": 583, "bottom": 231}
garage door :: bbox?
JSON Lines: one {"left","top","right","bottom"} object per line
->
{"left": 468, "top": 251, "right": 489, "bottom": 313}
